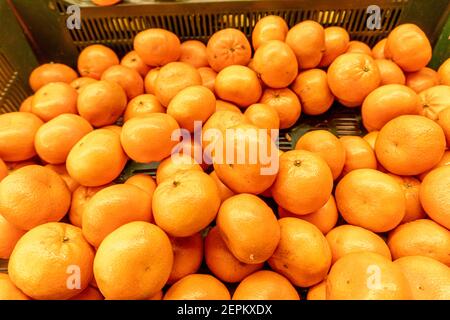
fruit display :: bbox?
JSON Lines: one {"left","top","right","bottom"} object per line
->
{"left": 0, "top": 10, "right": 450, "bottom": 302}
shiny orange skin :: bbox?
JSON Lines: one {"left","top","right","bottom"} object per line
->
{"left": 419, "top": 85, "right": 450, "bottom": 120}
{"left": 120, "top": 113, "right": 180, "bottom": 163}
{"left": 244, "top": 103, "right": 280, "bottom": 133}
{"left": 385, "top": 24, "right": 432, "bottom": 72}
{"left": 285, "top": 20, "right": 325, "bottom": 69}
{"left": 0, "top": 112, "right": 43, "bottom": 162}
{"left": 156, "top": 154, "right": 202, "bottom": 185}
{"left": 327, "top": 53, "right": 381, "bottom": 107}
{"left": 340, "top": 136, "right": 377, "bottom": 175}
{"left": 346, "top": 41, "right": 372, "bottom": 55}
{"left": 215, "top": 65, "right": 262, "bottom": 108}
{"left": 272, "top": 150, "right": 333, "bottom": 215}
{"left": 206, "top": 28, "right": 252, "bottom": 72}
{"left": 375, "top": 59, "right": 406, "bottom": 85}
{"left": 319, "top": 27, "right": 350, "bottom": 67}
{"left": 164, "top": 274, "right": 230, "bottom": 300}
{"left": 123, "top": 94, "right": 164, "bottom": 122}
{"left": 252, "top": 15, "right": 288, "bottom": 50}
{"left": 0, "top": 159, "right": 7, "bottom": 182}
{"left": 19, "top": 96, "right": 33, "bottom": 112}
{"left": 198, "top": 67, "right": 217, "bottom": 93}
{"left": 0, "top": 273, "right": 30, "bottom": 300}
{"left": 204, "top": 226, "right": 262, "bottom": 283}
{"left": 253, "top": 40, "right": 298, "bottom": 88}
{"left": 260, "top": 88, "right": 301, "bottom": 129}
{"left": 361, "top": 84, "right": 422, "bottom": 132}
{"left": 69, "top": 286, "right": 104, "bottom": 300}
{"left": 133, "top": 28, "right": 181, "bottom": 67}
{"left": 215, "top": 100, "right": 241, "bottom": 113}
{"left": 209, "top": 171, "right": 235, "bottom": 203}
{"left": 66, "top": 129, "right": 128, "bottom": 187}
{"left": 0, "top": 214, "right": 26, "bottom": 259}
{"left": 437, "top": 108, "right": 450, "bottom": 146}
{"left": 168, "top": 233, "right": 203, "bottom": 284}
{"left": 77, "top": 44, "right": 119, "bottom": 79}
{"left": 372, "top": 38, "right": 387, "bottom": 59}
{"left": 45, "top": 164, "right": 80, "bottom": 193}
{"left": 406, "top": 67, "right": 440, "bottom": 93}
{"left": 120, "top": 50, "right": 151, "bottom": 77}
{"left": 34, "top": 114, "right": 93, "bottom": 164}
{"left": 77, "top": 80, "right": 127, "bottom": 127}
{"left": 438, "top": 58, "right": 450, "bottom": 85}
{"left": 92, "top": 0, "right": 121, "bottom": 6}
{"left": 29, "top": 63, "right": 78, "bottom": 92}
{"left": 70, "top": 77, "right": 97, "bottom": 93}
{"left": 291, "top": 69, "right": 334, "bottom": 115}
{"left": 31, "top": 82, "right": 78, "bottom": 122}
{"left": 179, "top": 40, "right": 209, "bottom": 68}
{"left": 388, "top": 174, "right": 426, "bottom": 223}
{"left": 144, "top": 68, "right": 160, "bottom": 95}
{"left": 101, "top": 65, "right": 144, "bottom": 100}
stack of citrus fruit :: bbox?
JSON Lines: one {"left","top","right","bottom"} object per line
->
{"left": 0, "top": 16, "right": 449, "bottom": 300}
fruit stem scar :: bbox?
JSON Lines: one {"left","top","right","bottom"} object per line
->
{"left": 294, "top": 160, "right": 302, "bottom": 167}
{"left": 173, "top": 180, "right": 180, "bottom": 187}
{"left": 63, "top": 236, "right": 70, "bottom": 242}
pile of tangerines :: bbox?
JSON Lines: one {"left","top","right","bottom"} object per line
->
{"left": 0, "top": 16, "right": 449, "bottom": 300}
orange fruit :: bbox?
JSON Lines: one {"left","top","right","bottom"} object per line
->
{"left": 101, "top": 65, "right": 144, "bottom": 100}
{"left": 155, "top": 62, "right": 202, "bottom": 107}
{"left": 206, "top": 28, "right": 252, "bottom": 72}
{"left": 103, "top": 125, "right": 122, "bottom": 135}
{"left": 94, "top": 221, "right": 173, "bottom": 300}
{"left": 164, "top": 274, "right": 230, "bottom": 300}
{"left": 213, "top": 124, "right": 278, "bottom": 195}
{"left": 167, "top": 85, "right": 216, "bottom": 132}
{"left": 209, "top": 171, "right": 235, "bottom": 203}
{"left": 34, "top": 114, "right": 93, "bottom": 164}
{"left": 233, "top": 270, "right": 300, "bottom": 300}
{"left": 31, "top": 82, "right": 78, "bottom": 122}
{"left": 82, "top": 184, "right": 152, "bottom": 248}
{"left": 394, "top": 256, "right": 450, "bottom": 300}
{"left": 272, "top": 150, "right": 333, "bottom": 215}
{"left": 326, "top": 225, "right": 392, "bottom": 264}
{"left": 148, "top": 291, "right": 163, "bottom": 300}
{"left": 70, "top": 77, "right": 97, "bottom": 93}
{"left": 375, "top": 59, "right": 406, "bottom": 85}
{"left": 0, "top": 165, "right": 70, "bottom": 230}
{"left": 438, "top": 57, "right": 450, "bottom": 85}
{"left": 19, "top": 95, "right": 33, "bottom": 112}
{"left": 387, "top": 219, "right": 450, "bottom": 266}
{"left": 4, "top": 159, "right": 40, "bottom": 172}
{"left": 340, "top": 136, "right": 378, "bottom": 175}
{"left": 419, "top": 85, "right": 450, "bottom": 120}
{"left": 77, "top": 44, "right": 119, "bottom": 79}
{"left": 77, "top": 80, "right": 127, "bottom": 127}
{"left": 156, "top": 154, "right": 202, "bottom": 185}
{"left": 215, "top": 65, "right": 262, "bottom": 108}
{"left": 0, "top": 158, "right": 7, "bottom": 182}
{"left": 244, "top": 103, "right": 279, "bottom": 133}
{"left": 133, "top": 28, "right": 181, "bottom": 67}
{"left": 326, "top": 252, "right": 411, "bottom": 300}
{"left": 346, "top": 41, "right": 372, "bottom": 55}
{"left": 327, "top": 53, "right": 381, "bottom": 107}
{"left": 372, "top": 38, "right": 387, "bottom": 59}
{"left": 259, "top": 88, "right": 301, "bottom": 129}
{"left": 153, "top": 170, "right": 220, "bottom": 237}
{"left": 291, "top": 69, "right": 334, "bottom": 115}
{"left": 121, "top": 113, "right": 180, "bottom": 163}
{"left": 144, "top": 68, "right": 160, "bottom": 94}
{"left": 295, "top": 130, "right": 345, "bottom": 180}
{"left": 215, "top": 100, "right": 241, "bottom": 113}
{"left": 0, "top": 214, "right": 26, "bottom": 259}
{"left": 125, "top": 173, "right": 156, "bottom": 196}
{"left": 67, "top": 129, "right": 127, "bottom": 186}
{"left": 92, "top": 0, "right": 121, "bottom": 6}
{"left": 0, "top": 274, "right": 29, "bottom": 300}
{"left": 278, "top": 195, "right": 338, "bottom": 234}
{"left": 285, "top": 20, "right": 325, "bottom": 69}
{"left": 179, "top": 40, "right": 208, "bottom": 68}
{"left": 336, "top": 169, "right": 405, "bottom": 232}
{"left": 363, "top": 131, "right": 378, "bottom": 150}
{"left": 253, "top": 40, "right": 298, "bottom": 88}
{"left": 217, "top": 193, "right": 280, "bottom": 264}
{"left": 204, "top": 226, "right": 262, "bottom": 283}
{"left": 45, "top": 164, "right": 80, "bottom": 193}
{"left": 69, "top": 183, "right": 112, "bottom": 227}
{"left": 388, "top": 174, "right": 426, "bottom": 223}
{"left": 385, "top": 24, "right": 432, "bottom": 72}
{"left": 123, "top": 94, "right": 164, "bottom": 122}
{"left": 29, "top": 63, "right": 78, "bottom": 92}
{"left": 419, "top": 166, "right": 450, "bottom": 229}
{"left": 0, "top": 112, "right": 43, "bottom": 162}
{"left": 418, "top": 150, "right": 450, "bottom": 181}
{"left": 198, "top": 67, "right": 217, "bottom": 93}
{"left": 437, "top": 107, "right": 450, "bottom": 146}
{"left": 406, "top": 67, "right": 440, "bottom": 93}
{"left": 120, "top": 50, "right": 151, "bottom": 77}
{"left": 252, "top": 15, "right": 288, "bottom": 50}
{"left": 70, "top": 286, "right": 104, "bottom": 300}
{"left": 307, "top": 280, "right": 326, "bottom": 300}
{"left": 269, "top": 218, "right": 331, "bottom": 287}
{"left": 319, "top": 27, "right": 350, "bottom": 67}
{"left": 9, "top": 222, "right": 94, "bottom": 300}
{"left": 375, "top": 115, "right": 446, "bottom": 175}
{"left": 362, "top": 84, "right": 422, "bottom": 132}
{"left": 168, "top": 233, "right": 203, "bottom": 284}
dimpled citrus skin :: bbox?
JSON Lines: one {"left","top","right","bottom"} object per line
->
{"left": 0, "top": 274, "right": 30, "bottom": 300}
{"left": 164, "top": 274, "right": 231, "bottom": 300}
{"left": 8, "top": 222, "right": 94, "bottom": 300}
{"left": 0, "top": 165, "right": 71, "bottom": 230}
